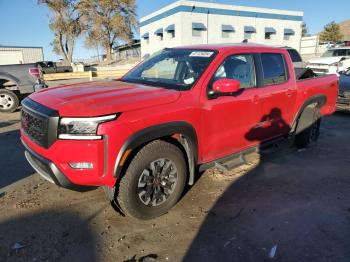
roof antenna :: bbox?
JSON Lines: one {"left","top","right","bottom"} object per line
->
{"left": 242, "top": 39, "right": 248, "bottom": 43}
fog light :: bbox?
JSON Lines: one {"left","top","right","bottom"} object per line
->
{"left": 69, "top": 162, "right": 94, "bottom": 169}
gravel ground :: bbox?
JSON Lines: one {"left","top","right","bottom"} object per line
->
{"left": 1, "top": 89, "right": 350, "bottom": 261}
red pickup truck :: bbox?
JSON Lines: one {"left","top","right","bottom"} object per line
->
{"left": 21, "top": 44, "right": 338, "bottom": 219}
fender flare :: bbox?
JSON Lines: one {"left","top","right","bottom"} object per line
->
{"left": 0, "top": 73, "right": 20, "bottom": 90}
{"left": 114, "top": 121, "right": 198, "bottom": 185}
{"left": 291, "top": 94, "right": 326, "bottom": 134}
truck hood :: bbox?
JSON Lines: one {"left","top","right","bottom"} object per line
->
{"left": 308, "top": 56, "right": 346, "bottom": 65}
{"left": 29, "top": 80, "right": 181, "bottom": 116}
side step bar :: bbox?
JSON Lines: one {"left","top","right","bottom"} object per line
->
{"left": 199, "top": 136, "right": 289, "bottom": 173}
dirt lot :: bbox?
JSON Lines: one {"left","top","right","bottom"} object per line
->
{"left": 1, "top": 89, "right": 350, "bottom": 261}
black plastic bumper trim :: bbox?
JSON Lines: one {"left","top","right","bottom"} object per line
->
{"left": 22, "top": 139, "right": 96, "bottom": 192}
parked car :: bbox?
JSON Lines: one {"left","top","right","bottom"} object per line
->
{"left": 36, "top": 61, "right": 73, "bottom": 74}
{"left": 0, "top": 63, "right": 47, "bottom": 113}
{"left": 336, "top": 69, "right": 350, "bottom": 111}
{"left": 307, "top": 47, "right": 350, "bottom": 75}
{"left": 21, "top": 44, "right": 338, "bottom": 219}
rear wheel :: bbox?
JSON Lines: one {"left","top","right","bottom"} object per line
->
{"left": 116, "top": 140, "right": 187, "bottom": 220}
{"left": 295, "top": 118, "right": 321, "bottom": 148}
{"left": 0, "top": 89, "right": 19, "bottom": 113}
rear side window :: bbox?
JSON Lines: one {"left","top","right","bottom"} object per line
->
{"left": 261, "top": 53, "right": 287, "bottom": 85}
{"left": 287, "top": 49, "right": 302, "bottom": 62}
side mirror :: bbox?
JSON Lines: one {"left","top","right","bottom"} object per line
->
{"left": 213, "top": 79, "right": 241, "bottom": 94}
{"left": 338, "top": 70, "right": 345, "bottom": 75}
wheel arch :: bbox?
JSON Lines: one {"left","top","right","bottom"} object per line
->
{"left": 291, "top": 94, "right": 326, "bottom": 135}
{"left": 0, "top": 73, "right": 20, "bottom": 91}
{"left": 114, "top": 121, "right": 198, "bottom": 186}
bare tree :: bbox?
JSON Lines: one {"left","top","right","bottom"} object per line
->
{"left": 39, "top": 0, "right": 82, "bottom": 64}
{"left": 78, "top": 0, "right": 137, "bottom": 62}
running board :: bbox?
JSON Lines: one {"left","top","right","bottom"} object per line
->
{"left": 199, "top": 136, "right": 288, "bottom": 173}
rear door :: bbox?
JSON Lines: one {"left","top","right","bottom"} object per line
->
{"left": 254, "top": 52, "right": 297, "bottom": 141}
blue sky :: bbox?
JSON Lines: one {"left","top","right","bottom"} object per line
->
{"left": 0, "top": 0, "right": 348, "bottom": 61}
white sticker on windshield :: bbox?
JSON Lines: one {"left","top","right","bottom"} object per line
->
{"left": 189, "top": 51, "right": 214, "bottom": 58}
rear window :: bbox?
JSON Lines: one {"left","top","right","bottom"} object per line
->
{"left": 286, "top": 49, "right": 302, "bottom": 62}
{"left": 261, "top": 53, "right": 287, "bottom": 85}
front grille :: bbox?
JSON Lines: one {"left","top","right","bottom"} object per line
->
{"left": 21, "top": 98, "right": 59, "bottom": 148}
{"left": 21, "top": 109, "right": 48, "bottom": 147}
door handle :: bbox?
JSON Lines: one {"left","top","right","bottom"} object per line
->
{"left": 252, "top": 95, "right": 259, "bottom": 104}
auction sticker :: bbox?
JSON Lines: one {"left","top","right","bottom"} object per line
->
{"left": 189, "top": 51, "right": 214, "bottom": 57}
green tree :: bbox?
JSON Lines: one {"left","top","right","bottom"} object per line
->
{"left": 319, "top": 21, "right": 343, "bottom": 42}
{"left": 78, "top": 0, "right": 137, "bottom": 62}
{"left": 39, "top": 0, "right": 83, "bottom": 64}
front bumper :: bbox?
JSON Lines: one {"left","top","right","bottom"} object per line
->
{"left": 22, "top": 139, "right": 95, "bottom": 191}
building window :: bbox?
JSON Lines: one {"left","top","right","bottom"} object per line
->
{"left": 192, "top": 22, "right": 206, "bottom": 37}
{"left": 193, "top": 30, "right": 202, "bottom": 37}
{"left": 142, "top": 33, "right": 149, "bottom": 44}
{"left": 284, "top": 28, "right": 295, "bottom": 41}
{"left": 222, "top": 31, "right": 232, "bottom": 38}
{"left": 221, "top": 25, "right": 235, "bottom": 39}
{"left": 165, "top": 24, "right": 175, "bottom": 39}
{"left": 265, "top": 33, "right": 272, "bottom": 40}
{"left": 244, "top": 26, "right": 256, "bottom": 40}
{"left": 265, "top": 27, "right": 276, "bottom": 40}
{"left": 154, "top": 28, "right": 163, "bottom": 41}
{"left": 244, "top": 33, "right": 252, "bottom": 39}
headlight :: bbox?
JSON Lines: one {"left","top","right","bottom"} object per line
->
{"left": 58, "top": 114, "right": 118, "bottom": 140}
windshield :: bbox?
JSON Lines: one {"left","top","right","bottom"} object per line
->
{"left": 122, "top": 49, "right": 217, "bottom": 90}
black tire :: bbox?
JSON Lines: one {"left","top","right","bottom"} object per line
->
{"left": 0, "top": 89, "right": 19, "bottom": 113}
{"left": 116, "top": 140, "right": 187, "bottom": 220}
{"left": 294, "top": 118, "right": 321, "bottom": 148}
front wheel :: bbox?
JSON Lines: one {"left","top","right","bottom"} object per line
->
{"left": 0, "top": 89, "right": 19, "bottom": 113}
{"left": 116, "top": 140, "right": 187, "bottom": 220}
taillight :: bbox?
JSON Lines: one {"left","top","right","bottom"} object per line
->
{"left": 29, "top": 68, "right": 41, "bottom": 79}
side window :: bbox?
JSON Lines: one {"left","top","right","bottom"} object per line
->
{"left": 287, "top": 49, "right": 302, "bottom": 62}
{"left": 261, "top": 53, "right": 287, "bottom": 85}
{"left": 334, "top": 49, "right": 346, "bottom": 56}
{"left": 213, "top": 54, "right": 256, "bottom": 89}
{"left": 141, "top": 58, "right": 178, "bottom": 80}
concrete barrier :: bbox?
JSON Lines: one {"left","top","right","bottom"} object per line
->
{"left": 44, "top": 71, "right": 93, "bottom": 81}
{"left": 93, "top": 69, "right": 129, "bottom": 79}
{"left": 44, "top": 68, "right": 132, "bottom": 81}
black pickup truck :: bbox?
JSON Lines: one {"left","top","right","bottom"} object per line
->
{"left": 0, "top": 63, "right": 47, "bottom": 113}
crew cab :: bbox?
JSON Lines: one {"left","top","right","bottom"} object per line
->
{"left": 20, "top": 44, "right": 338, "bottom": 219}
{"left": 307, "top": 47, "right": 350, "bottom": 75}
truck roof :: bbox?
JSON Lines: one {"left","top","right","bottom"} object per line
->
{"left": 175, "top": 43, "right": 284, "bottom": 52}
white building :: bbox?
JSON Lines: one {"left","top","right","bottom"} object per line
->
{"left": 0, "top": 46, "right": 44, "bottom": 65}
{"left": 140, "top": 0, "right": 304, "bottom": 56}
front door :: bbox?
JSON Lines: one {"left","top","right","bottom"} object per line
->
{"left": 200, "top": 53, "right": 263, "bottom": 163}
